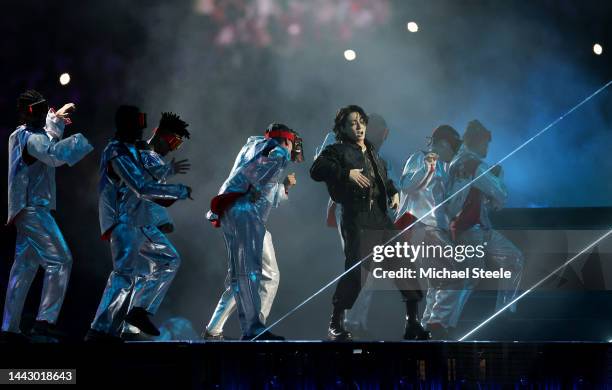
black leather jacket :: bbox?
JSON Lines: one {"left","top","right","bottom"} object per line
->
{"left": 310, "top": 139, "right": 398, "bottom": 212}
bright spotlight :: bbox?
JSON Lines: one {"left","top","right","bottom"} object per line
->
{"left": 593, "top": 43, "right": 603, "bottom": 55}
{"left": 407, "top": 21, "right": 419, "bottom": 33}
{"left": 288, "top": 23, "right": 301, "bottom": 36}
{"left": 59, "top": 73, "right": 71, "bottom": 86}
{"left": 344, "top": 49, "right": 357, "bottom": 61}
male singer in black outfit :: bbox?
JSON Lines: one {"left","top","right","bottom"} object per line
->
{"left": 311, "top": 105, "right": 429, "bottom": 341}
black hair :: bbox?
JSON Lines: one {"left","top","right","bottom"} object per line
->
{"left": 463, "top": 120, "right": 491, "bottom": 147}
{"left": 115, "top": 105, "right": 144, "bottom": 143}
{"left": 332, "top": 105, "right": 368, "bottom": 142}
{"left": 430, "top": 124, "right": 462, "bottom": 153}
{"left": 17, "top": 89, "right": 46, "bottom": 124}
{"left": 158, "top": 112, "right": 190, "bottom": 138}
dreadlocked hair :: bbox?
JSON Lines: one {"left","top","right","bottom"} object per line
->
{"left": 158, "top": 112, "right": 190, "bottom": 138}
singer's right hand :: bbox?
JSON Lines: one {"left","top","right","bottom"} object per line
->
{"left": 349, "top": 168, "right": 370, "bottom": 188}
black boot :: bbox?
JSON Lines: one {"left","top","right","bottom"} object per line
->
{"left": 84, "top": 328, "right": 124, "bottom": 343}
{"left": 124, "top": 307, "right": 160, "bottom": 336}
{"left": 328, "top": 308, "right": 352, "bottom": 341}
{"left": 403, "top": 300, "right": 430, "bottom": 340}
{"left": 29, "top": 320, "right": 63, "bottom": 343}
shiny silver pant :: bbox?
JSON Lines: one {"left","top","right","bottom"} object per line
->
{"left": 452, "top": 227, "right": 525, "bottom": 318}
{"left": 218, "top": 203, "right": 270, "bottom": 337}
{"left": 91, "top": 224, "right": 180, "bottom": 334}
{"left": 414, "top": 225, "right": 469, "bottom": 329}
{"left": 2, "top": 207, "right": 72, "bottom": 333}
{"left": 206, "top": 230, "right": 279, "bottom": 336}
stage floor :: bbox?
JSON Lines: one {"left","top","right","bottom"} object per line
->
{"left": 1, "top": 341, "right": 611, "bottom": 387}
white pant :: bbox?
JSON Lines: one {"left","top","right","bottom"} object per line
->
{"left": 205, "top": 231, "right": 279, "bottom": 336}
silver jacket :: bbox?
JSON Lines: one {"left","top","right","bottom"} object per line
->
{"left": 207, "top": 136, "right": 289, "bottom": 225}
{"left": 396, "top": 151, "right": 450, "bottom": 229}
{"left": 139, "top": 148, "right": 175, "bottom": 229}
{"left": 98, "top": 140, "right": 189, "bottom": 238}
{"left": 7, "top": 110, "right": 93, "bottom": 224}
{"left": 446, "top": 145, "right": 507, "bottom": 229}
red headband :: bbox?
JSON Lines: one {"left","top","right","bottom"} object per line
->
{"left": 265, "top": 130, "right": 296, "bottom": 142}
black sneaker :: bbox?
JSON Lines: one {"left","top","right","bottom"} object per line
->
{"left": 84, "top": 328, "right": 124, "bottom": 343}
{"left": 403, "top": 321, "right": 431, "bottom": 340}
{"left": 29, "top": 321, "right": 63, "bottom": 343}
{"left": 202, "top": 329, "right": 225, "bottom": 341}
{"left": 0, "top": 331, "right": 30, "bottom": 344}
{"left": 124, "top": 307, "right": 160, "bottom": 336}
{"left": 241, "top": 331, "right": 285, "bottom": 341}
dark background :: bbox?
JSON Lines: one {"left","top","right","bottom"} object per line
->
{"left": 1, "top": 0, "right": 611, "bottom": 341}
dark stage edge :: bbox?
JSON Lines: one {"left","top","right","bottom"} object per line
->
{"left": 1, "top": 341, "right": 611, "bottom": 388}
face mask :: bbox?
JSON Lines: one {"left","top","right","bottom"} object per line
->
{"left": 157, "top": 130, "right": 184, "bottom": 151}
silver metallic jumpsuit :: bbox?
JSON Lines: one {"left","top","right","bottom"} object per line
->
{"left": 206, "top": 136, "right": 289, "bottom": 337}
{"left": 122, "top": 148, "right": 183, "bottom": 335}
{"left": 396, "top": 151, "right": 466, "bottom": 330}
{"left": 3, "top": 111, "right": 93, "bottom": 333}
{"left": 91, "top": 140, "right": 189, "bottom": 334}
{"left": 446, "top": 145, "right": 524, "bottom": 316}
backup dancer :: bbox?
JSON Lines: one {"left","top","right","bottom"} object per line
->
{"left": 120, "top": 112, "right": 192, "bottom": 340}
{"left": 446, "top": 120, "right": 524, "bottom": 320}
{"left": 396, "top": 125, "right": 463, "bottom": 339}
{"left": 2, "top": 90, "right": 92, "bottom": 342}
{"left": 86, "top": 106, "right": 192, "bottom": 342}
{"left": 205, "top": 123, "right": 303, "bottom": 340}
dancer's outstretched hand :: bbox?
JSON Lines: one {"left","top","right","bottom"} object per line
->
{"left": 172, "top": 158, "right": 191, "bottom": 174}
{"left": 56, "top": 103, "right": 76, "bottom": 119}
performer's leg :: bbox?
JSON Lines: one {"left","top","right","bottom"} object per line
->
{"left": 205, "top": 270, "right": 237, "bottom": 337}
{"left": 332, "top": 215, "right": 364, "bottom": 312}
{"left": 90, "top": 224, "right": 140, "bottom": 334}
{"left": 222, "top": 207, "right": 266, "bottom": 338}
{"left": 31, "top": 209, "right": 73, "bottom": 325}
{"left": 2, "top": 216, "right": 38, "bottom": 333}
{"left": 420, "top": 227, "right": 468, "bottom": 335}
{"left": 129, "top": 225, "right": 181, "bottom": 315}
{"left": 487, "top": 230, "right": 524, "bottom": 313}
{"left": 259, "top": 230, "right": 279, "bottom": 323}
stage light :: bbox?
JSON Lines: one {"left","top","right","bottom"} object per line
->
{"left": 59, "top": 73, "right": 71, "bottom": 86}
{"left": 407, "top": 21, "right": 419, "bottom": 33}
{"left": 593, "top": 43, "right": 603, "bottom": 55}
{"left": 288, "top": 23, "right": 301, "bottom": 36}
{"left": 344, "top": 49, "right": 356, "bottom": 61}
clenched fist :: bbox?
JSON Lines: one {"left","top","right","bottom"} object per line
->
{"left": 283, "top": 173, "right": 297, "bottom": 189}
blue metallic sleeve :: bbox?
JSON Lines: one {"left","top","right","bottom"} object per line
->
{"left": 472, "top": 162, "right": 507, "bottom": 208}
{"left": 399, "top": 153, "right": 431, "bottom": 194}
{"left": 110, "top": 155, "right": 189, "bottom": 201}
{"left": 26, "top": 132, "right": 93, "bottom": 167}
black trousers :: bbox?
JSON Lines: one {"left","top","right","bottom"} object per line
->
{"left": 332, "top": 203, "right": 423, "bottom": 311}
